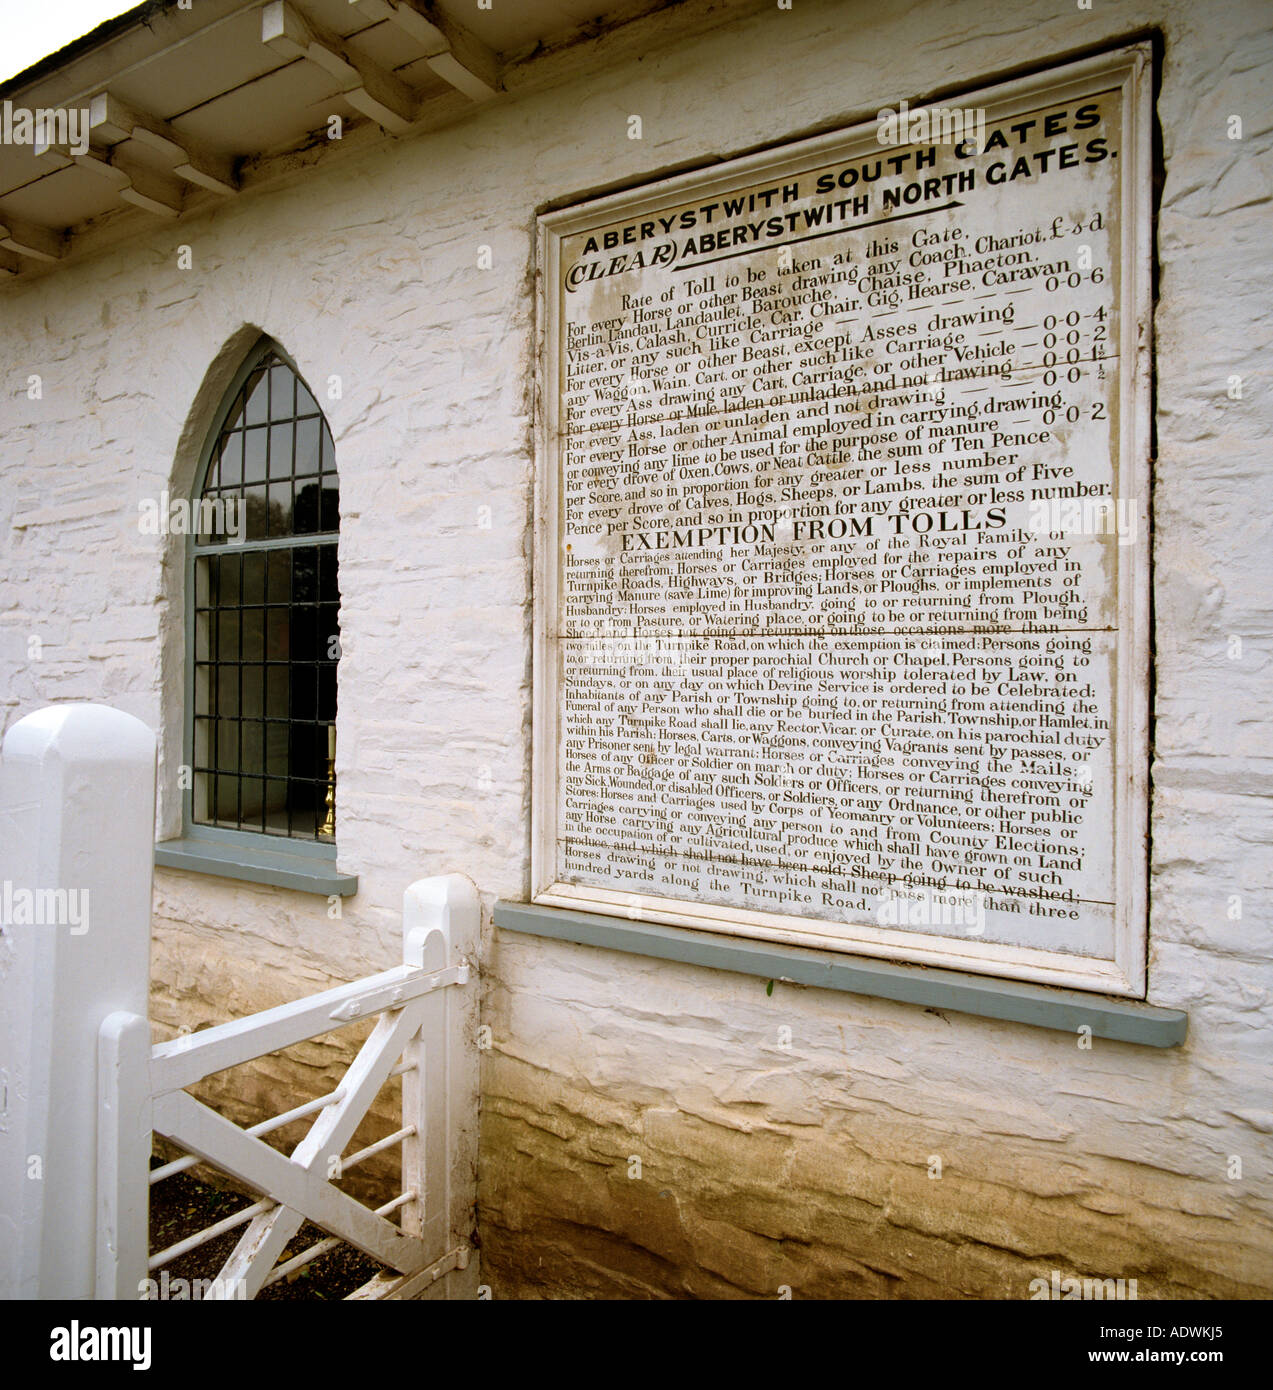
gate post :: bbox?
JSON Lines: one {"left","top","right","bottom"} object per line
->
{"left": 402, "top": 874, "right": 480, "bottom": 1297}
{"left": 0, "top": 704, "right": 156, "bottom": 1299}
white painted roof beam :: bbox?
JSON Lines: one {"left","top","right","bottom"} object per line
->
{"left": 88, "top": 92, "right": 239, "bottom": 196}
{"left": 33, "top": 140, "right": 183, "bottom": 218}
{"left": 262, "top": 0, "right": 418, "bottom": 135}
{"left": 350, "top": 0, "right": 501, "bottom": 103}
{"left": 0, "top": 215, "right": 67, "bottom": 263}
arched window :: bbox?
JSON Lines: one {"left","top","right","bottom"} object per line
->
{"left": 188, "top": 341, "right": 341, "bottom": 844}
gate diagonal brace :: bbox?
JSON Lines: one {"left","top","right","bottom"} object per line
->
{"left": 156, "top": 1002, "right": 434, "bottom": 1277}
{"left": 155, "top": 1088, "right": 428, "bottom": 1274}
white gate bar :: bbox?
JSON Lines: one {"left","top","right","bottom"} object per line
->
{"left": 149, "top": 1088, "right": 343, "bottom": 1184}
{"left": 206, "top": 998, "right": 430, "bottom": 1295}
{"left": 154, "top": 1087, "right": 429, "bottom": 1271}
{"left": 258, "top": 1191, "right": 417, "bottom": 1291}
{"left": 151, "top": 1121, "right": 414, "bottom": 1281}
{"left": 259, "top": 1235, "right": 341, "bottom": 1289}
{"left": 206, "top": 991, "right": 436, "bottom": 1296}
{"left": 287, "top": 1004, "right": 425, "bottom": 1173}
{"left": 341, "top": 1125, "right": 414, "bottom": 1170}
{"left": 149, "top": 1197, "right": 274, "bottom": 1269}
{"left": 150, "top": 961, "right": 466, "bottom": 1095}
{"left": 208, "top": 1201, "right": 305, "bottom": 1301}
{"left": 0, "top": 704, "right": 156, "bottom": 1301}
{"left": 347, "top": 1245, "right": 470, "bottom": 1302}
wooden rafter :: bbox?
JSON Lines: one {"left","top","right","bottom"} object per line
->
{"left": 34, "top": 139, "right": 184, "bottom": 218}
{"left": 0, "top": 215, "right": 66, "bottom": 264}
{"left": 87, "top": 92, "right": 239, "bottom": 196}
{"left": 350, "top": 0, "right": 501, "bottom": 102}
{"left": 262, "top": 0, "right": 419, "bottom": 135}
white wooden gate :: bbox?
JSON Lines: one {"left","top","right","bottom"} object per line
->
{"left": 0, "top": 704, "right": 478, "bottom": 1300}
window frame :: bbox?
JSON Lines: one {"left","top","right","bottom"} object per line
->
{"left": 181, "top": 337, "right": 340, "bottom": 863}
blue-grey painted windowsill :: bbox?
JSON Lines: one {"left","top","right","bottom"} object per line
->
{"left": 155, "top": 837, "right": 358, "bottom": 896}
{"left": 493, "top": 901, "right": 1187, "bottom": 1048}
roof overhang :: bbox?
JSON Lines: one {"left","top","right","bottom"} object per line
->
{"left": 0, "top": 0, "right": 703, "bottom": 281}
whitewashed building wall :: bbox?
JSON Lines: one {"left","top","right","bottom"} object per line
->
{"left": 0, "top": 0, "right": 1270, "bottom": 1297}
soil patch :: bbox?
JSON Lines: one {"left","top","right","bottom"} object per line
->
{"left": 147, "top": 1159, "right": 386, "bottom": 1300}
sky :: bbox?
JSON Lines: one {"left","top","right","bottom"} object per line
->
{"left": 0, "top": 0, "right": 140, "bottom": 85}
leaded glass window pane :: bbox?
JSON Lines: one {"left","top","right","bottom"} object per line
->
{"left": 191, "top": 348, "right": 340, "bottom": 842}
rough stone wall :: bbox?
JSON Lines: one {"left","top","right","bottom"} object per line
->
{"left": 0, "top": 0, "right": 1270, "bottom": 1298}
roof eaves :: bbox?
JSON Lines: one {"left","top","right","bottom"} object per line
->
{"left": 0, "top": 0, "right": 170, "bottom": 98}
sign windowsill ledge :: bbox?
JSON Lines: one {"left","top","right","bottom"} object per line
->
{"left": 493, "top": 900, "right": 1186, "bottom": 1048}
{"left": 155, "top": 836, "right": 358, "bottom": 896}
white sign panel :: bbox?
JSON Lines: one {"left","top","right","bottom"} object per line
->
{"left": 534, "top": 46, "right": 1152, "bottom": 996}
